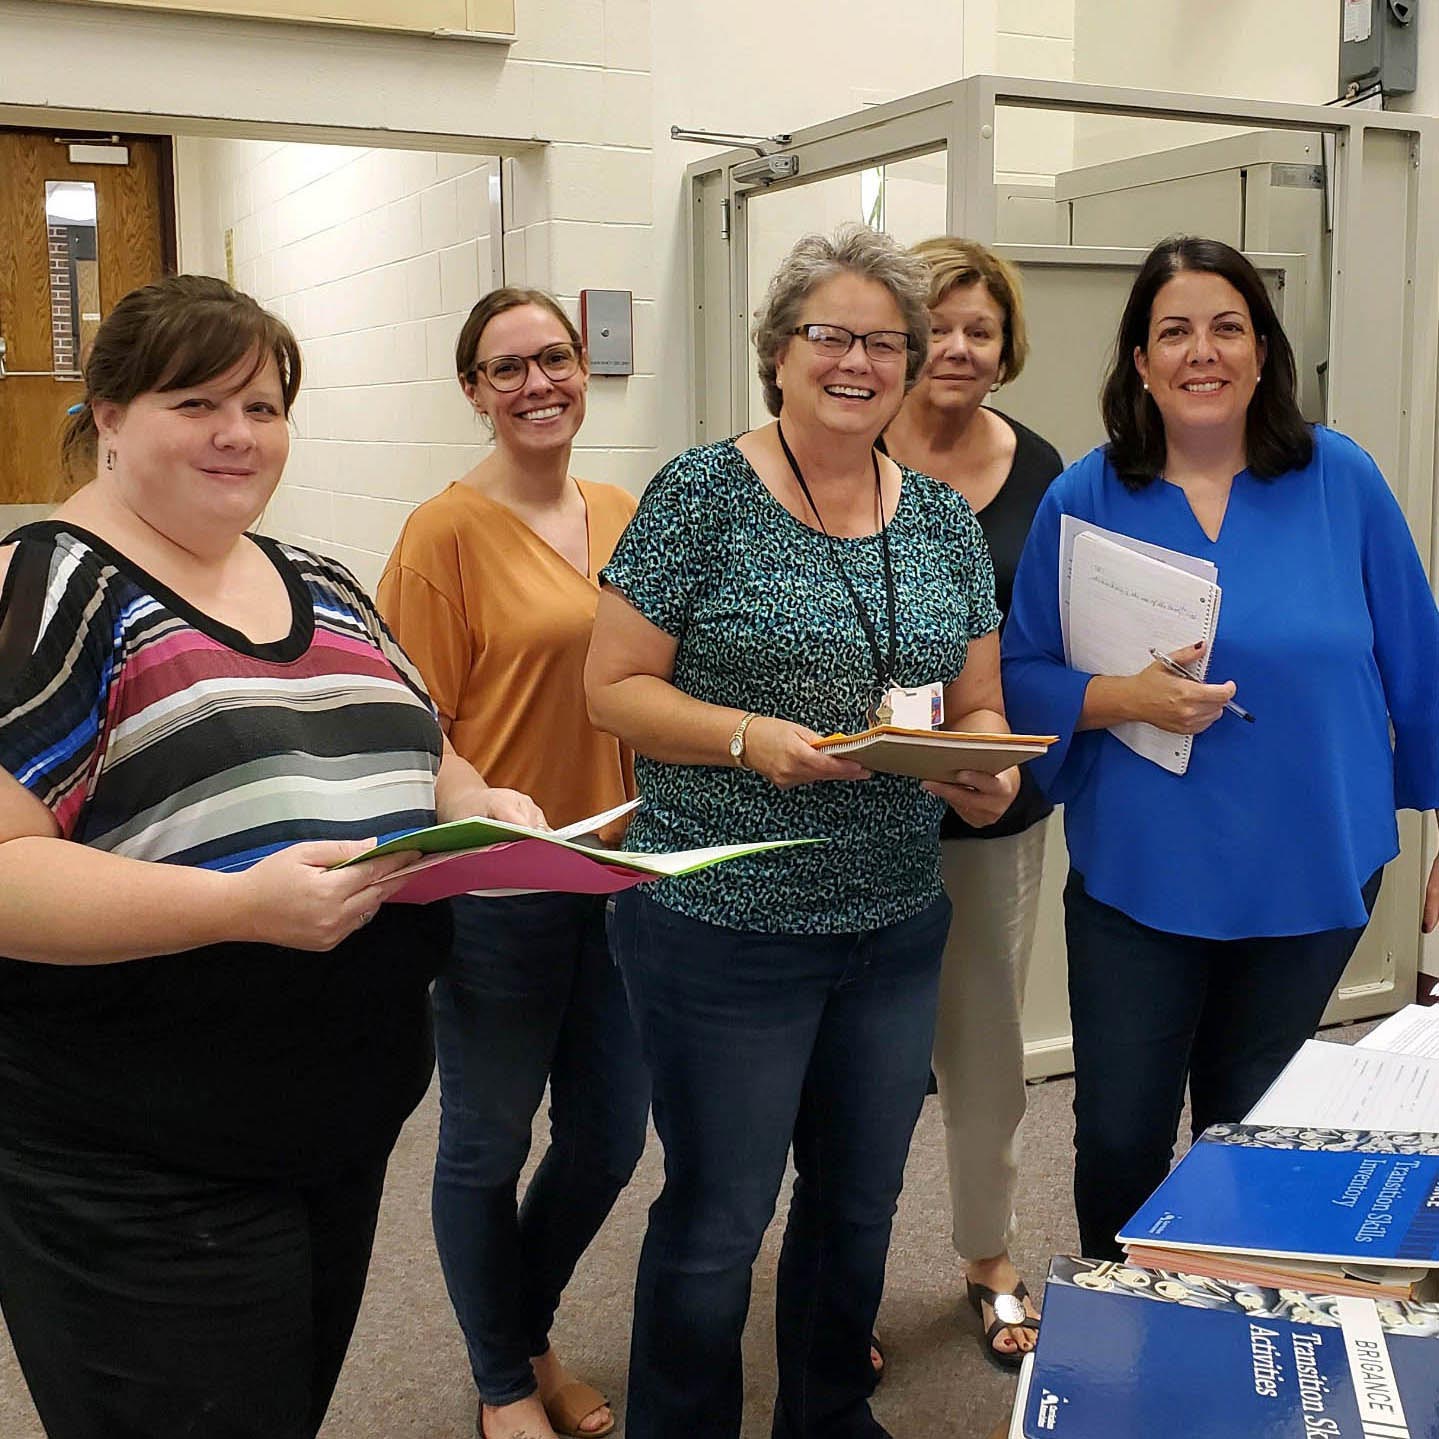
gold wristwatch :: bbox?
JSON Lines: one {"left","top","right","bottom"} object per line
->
{"left": 728, "top": 711, "right": 758, "bottom": 768}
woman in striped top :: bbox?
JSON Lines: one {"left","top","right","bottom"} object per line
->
{"left": 0, "top": 275, "right": 544, "bottom": 1439}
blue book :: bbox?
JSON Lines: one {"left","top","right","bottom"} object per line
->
{"left": 1022, "top": 1257, "right": 1439, "bottom": 1439}
{"left": 1117, "top": 1124, "right": 1439, "bottom": 1267}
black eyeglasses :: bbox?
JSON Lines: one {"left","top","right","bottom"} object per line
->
{"left": 790, "top": 323, "right": 912, "bottom": 362}
{"left": 466, "top": 342, "right": 582, "bottom": 391}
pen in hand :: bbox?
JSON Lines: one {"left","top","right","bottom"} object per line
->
{"left": 1147, "top": 647, "right": 1255, "bottom": 723}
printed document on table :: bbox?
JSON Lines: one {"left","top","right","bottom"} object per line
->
{"left": 1359, "top": 1003, "right": 1439, "bottom": 1060}
{"left": 1058, "top": 515, "right": 1217, "bottom": 657}
{"left": 1065, "top": 530, "right": 1222, "bottom": 775}
{"left": 1245, "top": 1037, "right": 1439, "bottom": 1131}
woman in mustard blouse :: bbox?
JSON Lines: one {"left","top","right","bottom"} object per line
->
{"left": 378, "top": 287, "right": 647, "bottom": 1439}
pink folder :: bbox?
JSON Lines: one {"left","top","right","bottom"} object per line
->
{"left": 388, "top": 839, "right": 654, "bottom": 904}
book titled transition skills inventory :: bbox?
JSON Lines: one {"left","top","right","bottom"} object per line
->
{"left": 1117, "top": 1124, "right": 1439, "bottom": 1303}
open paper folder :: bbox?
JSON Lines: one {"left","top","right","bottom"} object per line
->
{"left": 333, "top": 800, "right": 820, "bottom": 903}
{"left": 810, "top": 726, "right": 1055, "bottom": 781}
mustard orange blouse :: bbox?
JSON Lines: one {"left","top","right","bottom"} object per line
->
{"left": 377, "top": 478, "right": 637, "bottom": 830}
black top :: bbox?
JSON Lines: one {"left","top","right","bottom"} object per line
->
{"left": 932, "top": 409, "right": 1063, "bottom": 841}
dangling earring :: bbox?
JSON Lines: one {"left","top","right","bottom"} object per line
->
{"left": 105, "top": 448, "right": 116, "bottom": 470}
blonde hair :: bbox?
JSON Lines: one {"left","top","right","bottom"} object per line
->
{"left": 910, "top": 236, "right": 1029, "bottom": 384}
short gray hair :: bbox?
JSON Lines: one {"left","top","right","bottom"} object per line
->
{"left": 752, "top": 223, "right": 932, "bottom": 418}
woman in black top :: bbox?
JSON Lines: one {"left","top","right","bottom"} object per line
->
{"left": 883, "top": 236, "right": 1062, "bottom": 1370}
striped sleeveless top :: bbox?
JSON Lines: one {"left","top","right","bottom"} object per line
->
{"left": 0, "top": 523, "right": 449, "bottom": 1179}
{"left": 0, "top": 522, "right": 441, "bottom": 866}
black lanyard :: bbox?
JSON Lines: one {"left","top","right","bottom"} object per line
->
{"left": 776, "top": 422, "right": 898, "bottom": 720}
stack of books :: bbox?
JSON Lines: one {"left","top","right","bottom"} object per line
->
{"left": 1008, "top": 1007, "right": 1439, "bottom": 1437}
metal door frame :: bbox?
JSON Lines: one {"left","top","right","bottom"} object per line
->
{"left": 687, "top": 74, "right": 1439, "bottom": 1067}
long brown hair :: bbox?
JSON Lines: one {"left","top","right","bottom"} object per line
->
{"left": 59, "top": 274, "right": 301, "bottom": 492}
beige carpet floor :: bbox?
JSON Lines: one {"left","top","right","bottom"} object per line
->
{"left": 0, "top": 1024, "right": 1372, "bottom": 1438}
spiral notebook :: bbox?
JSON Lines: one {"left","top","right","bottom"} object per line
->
{"left": 1063, "top": 528, "right": 1223, "bottom": 776}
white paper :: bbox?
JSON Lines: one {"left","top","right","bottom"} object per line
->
{"left": 1344, "top": 0, "right": 1372, "bottom": 44}
{"left": 1058, "top": 515, "right": 1217, "bottom": 658}
{"left": 552, "top": 797, "right": 641, "bottom": 841}
{"left": 1359, "top": 1003, "right": 1439, "bottom": 1060}
{"left": 1245, "top": 1038, "right": 1439, "bottom": 1131}
{"left": 1336, "top": 1297, "right": 1409, "bottom": 1433}
{"left": 1008, "top": 1353, "right": 1035, "bottom": 1439}
{"left": 1066, "top": 531, "right": 1223, "bottom": 775}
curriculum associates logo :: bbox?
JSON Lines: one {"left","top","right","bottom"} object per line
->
{"left": 1035, "top": 1388, "right": 1068, "bottom": 1431}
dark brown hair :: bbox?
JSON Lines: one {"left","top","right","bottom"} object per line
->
{"left": 454, "top": 287, "right": 583, "bottom": 384}
{"left": 60, "top": 274, "right": 301, "bottom": 489}
{"left": 1100, "top": 235, "right": 1312, "bottom": 489}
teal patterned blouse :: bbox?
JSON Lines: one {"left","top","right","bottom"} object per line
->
{"left": 600, "top": 438, "right": 1002, "bottom": 934}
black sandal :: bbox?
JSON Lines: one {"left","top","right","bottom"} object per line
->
{"left": 965, "top": 1277, "right": 1040, "bottom": 1373}
{"left": 869, "top": 1329, "right": 885, "bottom": 1384}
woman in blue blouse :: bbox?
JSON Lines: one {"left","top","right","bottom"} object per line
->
{"left": 1002, "top": 236, "right": 1439, "bottom": 1261}
{"left": 585, "top": 224, "right": 1021, "bottom": 1439}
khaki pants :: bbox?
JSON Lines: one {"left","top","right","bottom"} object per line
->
{"left": 931, "top": 823, "right": 1047, "bottom": 1260}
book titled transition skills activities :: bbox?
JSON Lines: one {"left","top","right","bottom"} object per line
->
{"left": 1021, "top": 1257, "right": 1439, "bottom": 1439}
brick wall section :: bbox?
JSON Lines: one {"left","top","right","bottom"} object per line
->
{"left": 47, "top": 225, "right": 75, "bottom": 374}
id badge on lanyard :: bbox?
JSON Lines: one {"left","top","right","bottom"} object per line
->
{"left": 878, "top": 682, "right": 944, "bottom": 730}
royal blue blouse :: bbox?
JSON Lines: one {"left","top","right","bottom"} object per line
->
{"left": 1002, "top": 427, "right": 1439, "bottom": 938}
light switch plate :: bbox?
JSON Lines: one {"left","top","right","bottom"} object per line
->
{"left": 580, "top": 289, "right": 634, "bottom": 376}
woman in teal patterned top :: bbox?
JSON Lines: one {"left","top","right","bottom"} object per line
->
{"left": 587, "top": 224, "right": 1021, "bottom": 1439}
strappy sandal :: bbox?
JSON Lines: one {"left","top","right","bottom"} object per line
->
{"left": 543, "top": 1380, "right": 616, "bottom": 1439}
{"left": 965, "top": 1277, "right": 1040, "bottom": 1373}
{"left": 869, "top": 1329, "right": 885, "bottom": 1385}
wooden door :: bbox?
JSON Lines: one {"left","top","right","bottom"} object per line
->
{"left": 0, "top": 131, "right": 171, "bottom": 508}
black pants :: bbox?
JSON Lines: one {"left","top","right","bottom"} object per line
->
{"left": 0, "top": 1132, "right": 390, "bottom": 1439}
{"left": 1063, "top": 867, "right": 1380, "bottom": 1261}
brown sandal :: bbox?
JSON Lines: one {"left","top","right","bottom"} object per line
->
{"left": 543, "top": 1379, "right": 616, "bottom": 1438}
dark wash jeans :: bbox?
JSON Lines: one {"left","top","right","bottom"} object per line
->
{"left": 1064, "top": 866, "right": 1382, "bottom": 1260}
{"left": 609, "top": 889, "right": 951, "bottom": 1439}
{"left": 430, "top": 891, "right": 650, "bottom": 1405}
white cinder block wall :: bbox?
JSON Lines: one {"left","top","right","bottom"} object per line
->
{"left": 167, "top": 25, "right": 658, "bottom": 591}
{"left": 4, "top": 0, "right": 1346, "bottom": 569}
{"left": 176, "top": 139, "right": 511, "bottom": 590}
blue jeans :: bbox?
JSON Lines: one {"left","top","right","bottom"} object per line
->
{"left": 431, "top": 892, "right": 650, "bottom": 1405}
{"left": 609, "top": 889, "right": 951, "bottom": 1439}
{"left": 1064, "top": 866, "right": 1381, "bottom": 1261}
